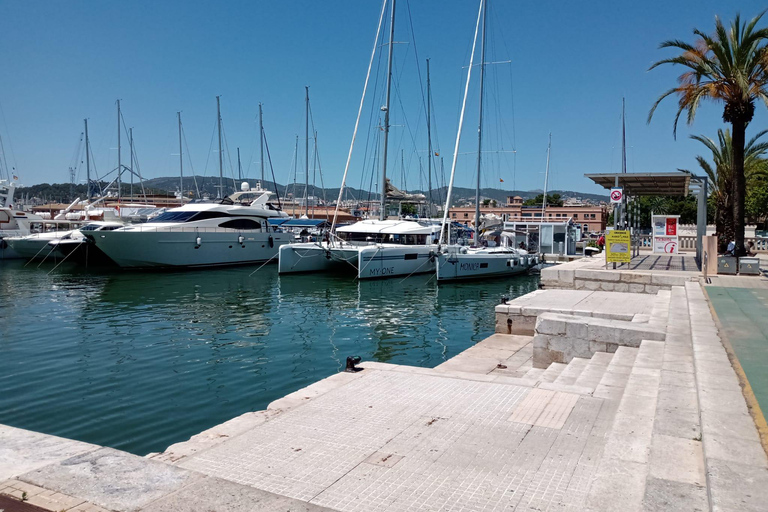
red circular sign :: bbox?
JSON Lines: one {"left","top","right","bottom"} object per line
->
{"left": 610, "top": 189, "right": 622, "bottom": 201}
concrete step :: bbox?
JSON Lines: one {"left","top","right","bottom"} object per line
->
{"left": 573, "top": 352, "right": 613, "bottom": 391}
{"left": 523, "top": 367, "right": 546, "bottom": 380}
{"left": 553, "top": 357, "right": 590, "bottom": 386}
{"left": 539, "top": 362, "right": 567, "bottom": 383}
{"left": 648, "top": 289, "right": 671, "bottom": 329}
{"left": 593, "top": 346, "right": 638, "bottom": 397}
{"left": 633, "top": 339, "right": 665, "bottom": 370}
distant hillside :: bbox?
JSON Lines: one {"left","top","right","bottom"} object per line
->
{"left": 141, "top": 177, "right": 608, "bottom": 205}
{"left": 15, "top": 177, "right": 608, "bottom": 205}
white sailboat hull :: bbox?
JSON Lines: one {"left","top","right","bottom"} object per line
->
{"left": 89, "top": 230, "right": 292, "bottom": 268}
{"left": 436, "top": 250, "right": 532, "bottom": 281}
{"left": 357, "top": 245, "right": 436, "bottom": 280}
{"left": 278, "top": 243, "right": 358, "bottom": 274}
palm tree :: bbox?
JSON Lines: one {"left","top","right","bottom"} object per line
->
{"left": 685, "top": 129, "right": 768, "bottom": 251}
{"left": 648, "top": 11, "right": 768, "bottom": 256}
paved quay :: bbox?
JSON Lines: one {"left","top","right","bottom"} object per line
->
{"left": 1, "top": 258, "right": 767, "bottom": 511}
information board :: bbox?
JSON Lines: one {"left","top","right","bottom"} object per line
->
{"left": 605, "top": 230, "right": 631, "bottom": 263}
{"left": 653, "top": 236, "right": 678, "bottom": 254}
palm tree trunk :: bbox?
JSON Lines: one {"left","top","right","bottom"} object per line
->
{"left": 732, "top": 118, "right": 747, "bottom": 257}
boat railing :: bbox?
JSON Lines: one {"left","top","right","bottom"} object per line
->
{"left": 118, "top": 226, "right": 276, "bottom": 234}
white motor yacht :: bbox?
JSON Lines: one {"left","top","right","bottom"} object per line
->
{"left": 278, "top": 219, "right": 441, "bottom": 279}
{"left": 47, "top": 221, "right": 125, "bottom": 265}
{"left": 86, "top": 184, "right": 290, "bottom": 268}
{"left": 0, "top": 180, "right": 80, "bottom": 260}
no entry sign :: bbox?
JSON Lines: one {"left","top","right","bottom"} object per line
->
{"left": 610, "top": 188, "right": 623, "bottom": 203}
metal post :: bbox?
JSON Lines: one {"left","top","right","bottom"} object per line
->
{"left": 695, "top": 175, "right": 708, "bottom": 266}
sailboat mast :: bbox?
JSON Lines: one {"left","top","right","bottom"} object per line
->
{"left": 237, "top": 147, "right": 242, "bottom": 182}
{"left": 305, "top": 86, "right": 310, "bottom": 217}
{"left": 117, "top": 99, "right": 121, "bottom": 203}
{"left": 259, "top": 103, "right": 264, "bottom": 183}
{"left": 379, "top": 0, "right": 396, "bottom": 221}
{"left": 439, "top": 0, "right": 483, "bottom": 246}
{"left": 216, "top": 95, "right": 223, "bottom": 199}
{"left": 129, "top": 127, "right": 134, "bottom": 199}
{"left": 542, "top": 132, "right": 551, "bottom": 221}
{"left": 84, "top": 119, "right": 90, "bottom": 198}
{"left": 426, "top": 58, "right": 433, "bottom": 209}
{"left": 178, "top": 112, "right": 183, "bottom": 206}
{"left": 474, "top": 0, "right": 487, "bottom": 241}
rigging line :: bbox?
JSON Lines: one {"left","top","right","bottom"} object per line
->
{"left": 439, "top": 0, "right": 483, "bottom": 247}
{"left": 220, "top": 119, "right": 238, "bottom": 192}
{"left": 404, "top": 0, "right": 428, "bottom": 125}
{"left": 262, "top": 128, "right": 282, "bottom": 209}
{"left": 356, "top": 25, "right": 387, "bottom": 206}
{"left": 181, "top": 121, "right": 201, "bottom": 198}
{"left": 128, "top": 135, "right": 147, "bottom": 200}
{"left": 202, "top": 119, "right": 217, "bottom": 185}
{"left": 0, "top": 98, "right": 19, "bottom": 176}
{"left": 333, "top": 0, "right": 389, "bottom": 231}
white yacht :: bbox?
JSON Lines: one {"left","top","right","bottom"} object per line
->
{"left": 0, "top": 180, "right": 77, "bottom": 260}
{"left": 47, "top": 221, "right": 125, "bottom": 265}
{"left": 87, "top": 184, "right": 290, "bottom": 268}
{"left": 279, "top": 219, "right": 441, "bottom": 279}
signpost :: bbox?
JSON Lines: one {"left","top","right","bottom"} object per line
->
{"left": 605, "top": 230, "right": 631, "bottom": 264}
{"left": 610, "top": 188, "right": 623, "bottom": 204}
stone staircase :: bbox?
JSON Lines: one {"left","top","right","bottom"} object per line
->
{"left": 499, "top": 282, "right": 767, "bottom": 511}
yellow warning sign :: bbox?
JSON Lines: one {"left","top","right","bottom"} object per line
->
{"left": 605, "top": 230, "right": 631, "bottom": 264}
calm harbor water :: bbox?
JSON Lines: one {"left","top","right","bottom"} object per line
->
{"left": 0, "top": 260, "right": 538, "bottom": 455}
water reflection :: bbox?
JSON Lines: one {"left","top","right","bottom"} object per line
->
{"left": 0, "top": 260, "right": 538, "bottom": 455}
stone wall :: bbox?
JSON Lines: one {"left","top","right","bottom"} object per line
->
{"left": 541, "top": 266, "right": 697, "bottom": 294}
{"left": 532, "top": 312, "right": 666, "bottom": 368}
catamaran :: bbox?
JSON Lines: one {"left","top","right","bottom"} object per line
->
{"left": 279, "top": 0, "right": 441, "bottom": 280}
{"left": 435, "top": 0, "right": 535, "bottom": 281}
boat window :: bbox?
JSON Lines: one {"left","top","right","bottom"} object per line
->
{"left": 404, "top": 253, "right": 418, "bottom": 260}
{"left": 480, "top": 263, "right": 489, "bottom": 269}
{"left": 152, "top": 211, "right": 198, "bottom": 223}
{"left": 190, "top": 211, "right": 231, "bottom": 222}
{"left": 80, "top": 224, "right": 101, "bottom": 231}
{"left": 218, "top": 219, "right": 262, "bottom": 230}
{"left": 101, "top": 226, "right": 121, "bottom": 231}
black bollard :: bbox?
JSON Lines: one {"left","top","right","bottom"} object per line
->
{"left": 345, "top": 356, "right": 362, "bottom": 373}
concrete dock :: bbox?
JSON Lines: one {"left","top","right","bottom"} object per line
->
{"left": 2, "top": 256, "right": 768, "bottom": 511}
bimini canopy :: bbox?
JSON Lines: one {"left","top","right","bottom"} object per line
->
{"left": 337, "top": 219, "right": 439, "bottom": 235}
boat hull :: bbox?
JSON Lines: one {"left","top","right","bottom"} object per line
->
{"left": 357, "top": 245, "right": 436, "bottom": 280}
{"left": 89, "top": 230, "right": 292, "bottom": 268}
{"left": 436, "top": 251, "right": 531, "bottom": 281}
{"left": 278, "top": 243, "right": 358, "bottom": 274}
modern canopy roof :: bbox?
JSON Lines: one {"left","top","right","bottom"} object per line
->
{"left": 584, "top": 172, "right": 692, "bottom": 197}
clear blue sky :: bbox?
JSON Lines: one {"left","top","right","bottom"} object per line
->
{"left": 0, "top": 0, "right": 765, "bottom": 197}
